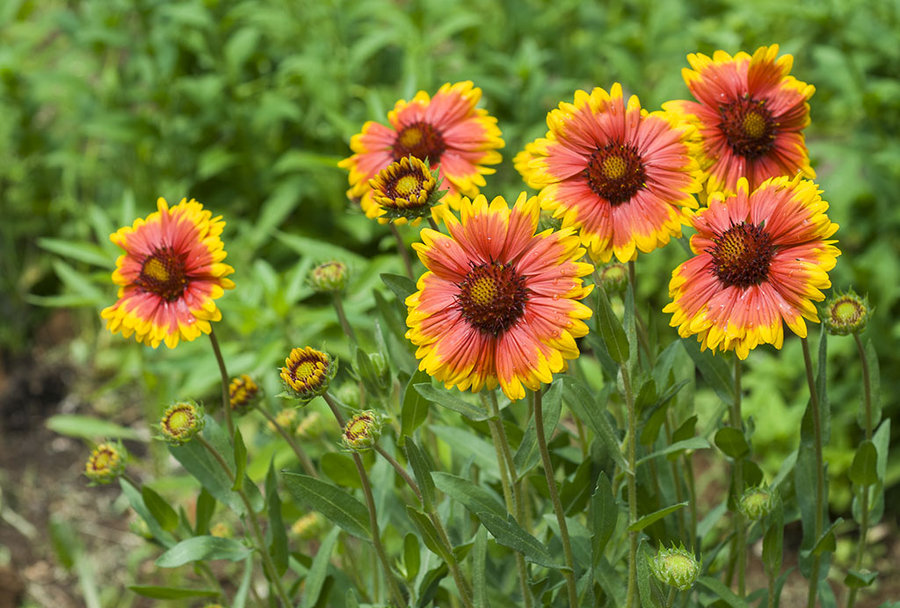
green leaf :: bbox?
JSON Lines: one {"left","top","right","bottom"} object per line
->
{"left": 476, "top": 511, "right": 561, "bottom": 569}
{"left": 696, "top": 576, "right": 749, "bottom": 607}
{"left": 232, "top": 428, "right": 247, "bottom": 492}
{"left": 45, "top": 415, "right": 141, "bottom": 441}
{"left": 680, "top": 339, "right": 734, "bottom": 406}
{"left": 141, "top": 485, "right": 178, "bottom": 533}
{"left": 844, "top": 569, "right": 877, "bottom": 589}
{"left": 672, "top": 415, "right": 698, "bottom": 444}
{"left": 863, "top": 338, "right": 881, "bottom": 430}
{"left": 849, "top": 440, "right": 879, "bottom": 486}
{"left": 430, "top": 425, "right": 499, "bottom": 479}
{"left": 320, "top": 452, "right": 363, "bottom": 489}
{"left": 636, "top": 437, "right": 710, "bottom": 467}
{"left": 431, "top": 472, "right": 505, "bottom": 518}
{"left": 405, "top": 439, "right": 436, "bottom": 510}
{"left": 514, "top": 379, "right": 563, "bottom": 477}
{"left": 155, "top": 536, "right": 251, "bottom": 567}
{"left": 301, "top": 527, "right": 340, "bottom": 608}
{"left": 265, "top": 462, "right": 288, "bottom": 576}
{"left": 415, "top": 383, "right": 488, "bottom": 420}
{"left": 119, "top": 479, "right": 175, "bottom": 547}
{"left": 403, "top": 533, "right": 420, "bottom": 581}
{"left": 167, "top": 424, "right": 245, "bottom": 516}
{"left": 380, "top": 272, "right": 417, "bottom": 301}
{"left": 407, "top": 507, "right": 452, "bottom": 562}
{"left": 628, "top": 502, "right": 688, "bottom": 532}
{"left": 473, "top": 527, "right": 488, "bottom": 607}
{"left": 590, "top": 473, "right": 618, "bottom": 567}
{"left": 401, "top": 369, "right": 431, "bottom": 438}
{"left": 762, "top": 499, "right": 784, "bottom": 578}
{"left": 810, "top": 518, "right": 843, "bottom": 556}
{"left": 637, "top": 543, "right": 661, "bottom": 608}
{"left": 561, "top": 378, "right": 627, "bottom": 472}
{"left": 128, "top": 586, "right": 219, "bottom": 600}
{"left": 37, "top": 237, "right": 112, "bottom": 267}
{"left": 247, "top": 177, "right": 304, "bottom": 251}
{"left": 194, "top": 489, "right": 216, "bottom": 536}
{"left": 715, "top": 427, "right": 749, "bottom": 459}
{"left": 595, "top": 287, "right": 629, "bottom": 364}
{"left": 282, "top": 472, "right": 370, "bottom": 539}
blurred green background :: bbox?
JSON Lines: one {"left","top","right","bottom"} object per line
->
{"left": 1, "top": 0, "right": 897, "bottom": 497}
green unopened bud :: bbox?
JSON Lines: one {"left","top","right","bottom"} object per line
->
{"left": 599, "top": 262, "right": 629, "bottom": 293}
{"left": 280, "top": 347, "right": 335, "bottom": 403}
{"left": 85, "top": 441, "right": 127, "bottom": 484}
{"left": 310, "top": 261, "right": 349, "bottom": 293}
{"left": 229, "top": 374, "right": 260, "bottom": 415}
{"left": 739, "top": 485, "right": 776, "bottom": 520}
{"left": 823, "top": 290, "right": 869, "bottom": 336}
{"left": 334, "top": 383, "right": 361, "bottom": 409}
{"left": 650, "top": 545, "right": 701, "bottom": 591}
{"left": 159, "top": 401, "right": 205, "bottom": 445}
{"left": 341, "top": 410, "right": 383, "bottom": 452}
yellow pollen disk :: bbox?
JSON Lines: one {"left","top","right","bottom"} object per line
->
{"left": 399, "top": 127, "right": 423, "bottom": 148}
{"left": 602, "top": 155, "right": 628, "bottom": 179}
{"left": 345, "top": 415, "right": 373, "bottom": 440}
{"left": 833, "top": 300, "right": 861, "bottom": 323}
{"left": 742, "top": 112, "right": 766, "bottom": 138}
{"left": 143, "top": 257, "right": 170, "bottom": 281}
{"left": 294, "top": 361, "right": 317, "bottom": 382}
{"left": 92, "top": 450, "right": 116, "bottom": 470}
{"left": 469, "top": 276, "right": 498, "bottom": 307}
{"left": 718, "top": 232, "right": 748, "bottom": 264}
{"left": 166, "top": 409, "right": 193, "bottom": 432}
{"left": 395, "top": 174, "right": 421, "bottom": 197}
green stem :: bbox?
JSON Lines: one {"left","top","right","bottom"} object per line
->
{"left": 208, "top": 328, "right": 234, "bottom": 439}
{"left": 390, "top": 223, "right": 415, "bottom": 280}
{"left": 622, "top": 364, "right": 639, "bottom": 608}
{"left": 196, "top": 435, "right": 292, "bottom": 607}
{"left": 533, "top": 388, "right": 578, "bottom": 608}
{"left": 732, "top": 356, "right": 746, "bottom": 597}
{"left": 375, "top": 444, "right": 422, "bottom": 503}
{"left": 846, "top": 333, "right": 874, "bottom": 608}
{"left": 322, "top": 393, "right": 406, "bottom": 608}
{"left": 253, "top": 403, "right": 318, "bottom": 477}
{"left": 801, "top": 337, "right": 825, "bottom": 608}
{"left": 331, "top": 293, "right": 358, "bottom": 344}
{"left": 666, "top": 587, "right": 677, "bottom": 608}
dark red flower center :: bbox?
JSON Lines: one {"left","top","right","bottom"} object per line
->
{"left": 709, "top": 221, "right": 776, "bottom": 288}
{"left": 456, "top": 262, "right": 529, "bottom": 337}
{"left": 718, "top": 97, "right": 776, "bottom": 159}
{"left": 136, "top": 247, "right": 188, "bottom": 301}
{"left": 392, "top": 121, "right": 446, "bottom": 163}
{"left": 583, "top": 142, "right": 646, "bottom": 205}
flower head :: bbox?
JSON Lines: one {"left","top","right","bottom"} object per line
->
{"left": 310, "top": 261, "right": 349, "bottom": 293}
{"left": 739, "top": 485, "right": 776, "bottom": 520}
{"left": 650, "top": 545, "right": 701, "bottom": 591}
{"left": 664, "top": 176, "right": 839, "bottom": 359}
{"left": 280, "top": 347, "right": 334, "bottom": 402}
{"left": 101, "top": 198, "right": 234, "bottom": 349}
{"left": 598, "top": 263, "right": 629, "bottom": 293}
{"left": 406, "top": 193, "right": 594, "bottom": 401}
{"left": 517, "top": 83, "right": 701, "bottom": 262}
{"left": 159, "top": 401, "right": 205, "bottom": 445}
{"left": 268, "top": 407, "right": 299, "bottom": 434}
{"left": 229, "top": 374, "right": 260, "bottom": 414}
{"left": 664, "top": 45, "right": 815, "bottom": 194}
{"left": 341, "top": 410, "right": 383, "bottom": 452}
{"left": 85, "top": 442, "right": 127, "bottom": 484}
{"left": 823, "top": 289, "right": 869, "bottom": 336}
{"left": 368, "top": 156, "right": 446, "bottom": 223}
{"left": 339, "top": 81, "right": 503, "bottom": 223}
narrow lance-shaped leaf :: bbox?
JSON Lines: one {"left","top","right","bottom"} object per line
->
{"left": 595, "top": 286, "right": 629, "bottom": 364}
{"left": 282, "top": 472, "right": 370, "bottom": 539}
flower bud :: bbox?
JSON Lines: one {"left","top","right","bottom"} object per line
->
{"left": 295, "top": 410, "right": 323, "bottom": 438}
{"left": 85, "top": 441, "right": 127, "bottom": 484}
{"left": 159, "top": 401, "right": 205, "bottom": 445}
{"left": 823, "top": 290, "right": 869, "bottom": 336}
{"left": 280, "top": 347, "right": 335, "bottom": 403}
{"left": 739, "top": 485, "right": 776, "bottom": 520}
{"left": 650, "top": 545, "right": 701, "bottom": 591}
{"left": 310, "top": 261, "right": 349, "bottom": 293}
{"left": 599, "top": 262, "right": 629, "bottom": 293}
{"left": 229, "top": 374, "right": 260, "bottom": 415}
{"left": 268, "top": 407, "right": 299, "bottom": 434}
{"left": 341, "top": 410, "right": 383, "bottom": 452}
{"left": 209, "top": 522, "right": 232, "bottom": 538}
{"left": 290, "top": 512, "right": 323, "bottom": 539}
{"left": 369, "top": 156, "right": 445, "bottom": 222}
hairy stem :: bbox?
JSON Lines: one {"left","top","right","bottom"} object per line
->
{"left": 732, "top": 356, "right": 746, "bottom": 597}
{"left": 253, "top": 403, "right": 317, "bottom": 477}
{"left": 801, "top": 337, "right": 825, "bottom": 608}
{"left": 622, "top": 365, "right": 638, "bottom": 608}
{"left": 208, "top": 328, "right": 234, "bottom": 439}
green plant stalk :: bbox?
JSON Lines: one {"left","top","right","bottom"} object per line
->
{"left": 732, "top": 356, "right": 746, "bottom": 597}
{"left": 389, "top": 223, "right": 415, "bottom": 280}
{"left": 621, "top": 364, "right": 639, "bottom": 608}
{"left": 533, "top": 388, "right": 578, "bottom": 608}
{"left": 484, "top": 392, "right": 533, "bottom": 608}
{"left": 664, "top": 417, "right": 687, "bottom": 541}
{"left": 208, "top": 328, "right": 234, "bottom": 439}
{"left": 666, "top": 587, "right": 677, "bottom": 608}
{"left": 252, "top": 403, "right": 318, "bottom": 477}
{"left": 846, "top": 332, "right": 874, "bottom": 608}
{"left": 331, "top": 292, "right": 358, "bottom": 344}
{"left": 196, "top": 435, "right": 293, "bottom": 608}
{"left": 322, "top": 393, "right": 406, "bottom": 608}
{"left": 372, "top": 444, "right": 476, "bottom": 608}
{"left": 801, "top": 337, "right": 825, "bottom": 608}
{"left": 683, "top": 452, "right": 699, "bottom": 555}
{"left": 768, "top": 568, "right": 777, "bottom": 608}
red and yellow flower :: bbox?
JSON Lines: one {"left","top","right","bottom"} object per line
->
{"left": 517, "top": 83, "right": 701, "bottom": 263}
{"left": 406, "top": 193, "right": 593, "bottom": 401}
{"left": 664, "top": 44, "right": 815, "bottom": 194}
{"left": 101, "top": 198, "right": 234, "bottom": 348}
{"left": 339, "top": 81, "right": 503, "bottom": 223}
{"left": 664, "top": 176, "right": 839, "bottom": 359}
